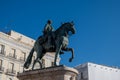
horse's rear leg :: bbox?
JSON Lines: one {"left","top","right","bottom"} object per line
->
{"left": 32, "top": 47, "right": 44, "bottom": 69}
{"left": 54, "top": 44, "right": 62, "bottom": 66}
{"left": 32, "top": 57, "right": 42, "bottom": 70}
{"left": 32, "top": 58, "right": 37, "bottom": 70}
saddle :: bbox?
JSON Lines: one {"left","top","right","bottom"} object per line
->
{"left": 38, "top": 33, "right": 55, "bottom": 49}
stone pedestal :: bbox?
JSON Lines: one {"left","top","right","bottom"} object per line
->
{"left": 17, "top": 65, "right": 79, "bottom": 80}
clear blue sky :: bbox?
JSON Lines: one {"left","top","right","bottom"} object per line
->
{"left": 0, "top": 0, "right": 120, "bottom": 67}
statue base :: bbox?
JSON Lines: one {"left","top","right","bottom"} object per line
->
{"left": 17, "top": 65, "right": 78, "bottom": 80}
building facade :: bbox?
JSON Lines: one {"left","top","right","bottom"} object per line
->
{"left": 75, "top": 62, "right": 120, "bottom": 80}
{"left": 0, "top": 30, "right": 60, "bottom": 80}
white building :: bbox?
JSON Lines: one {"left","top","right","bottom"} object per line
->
{"left": 0, "top": 30, "right": 60, "bottom": 80}
{"left": 75, "top": 62, "right": 120, "bottom": 80}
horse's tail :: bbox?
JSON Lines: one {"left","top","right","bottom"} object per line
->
{"left": 24, "top": 48, "right": 34, "bottom": 69}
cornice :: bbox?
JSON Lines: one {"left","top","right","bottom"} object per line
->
{"left": 0, "top": 36, "right": 32, "bottom": 51}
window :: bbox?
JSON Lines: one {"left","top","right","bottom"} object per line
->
{"left": 42, "top": 59, "right": 45, "bottom": 67}
{"left": 0, "top": 59, "right": 2, "bottom": 67}
{"left": 32, "top": 56, "right": 35, "bottom": 63}
{"left": 70, "top": 77, "right": 73, "bottom": 80}
{"left": 0, "top": 44, "right": 5, "bottom": 54}
{"left": 9, "top": 63, "right": 14, "bottom": 72}
{"left": 0, "top": 74, "right": 1, "bottom": 80}
{"left": 0, "top": 59, "right": 4, "bottom": 71}
{"left": 20, "top": 52, "right": 26, "bottom": 61}
{"left": 6, "top": 63, "right": 15, "bottom": 75}
{"left": 31, "top": 55, "right": 36, "bottom": 65}
{"left": 81, "top": 72, "right": 84, "bottom": 79}
{"left": 9, "top": 78, "right": 12, "bottom": 80}
{"left": 51, "top": 62, "right": 54, "bottom": 66}
{"left": 7, "top": 78, "right": 12, "bottom": 80}
{"left": 9, "top": 48, "right": 16, "bottom": 58}
{"left": 11, "top": 49, "right": 15, "bottom": 56}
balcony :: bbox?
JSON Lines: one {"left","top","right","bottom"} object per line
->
{"left": 6, "top": 69, "right": 16, "bottom": 76}
{"left": 0, "top": 66, "right": 4, "bottom": 73}
{"left": 8, "top": 53, "right": 17, "bottom": 59}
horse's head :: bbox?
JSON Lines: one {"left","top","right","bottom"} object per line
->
{"left": 62, "top": 22, "right": 76, "bottom": 34}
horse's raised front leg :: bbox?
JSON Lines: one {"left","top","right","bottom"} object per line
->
{"left": 63, "top": 48, "right": 74, "bottom": 62}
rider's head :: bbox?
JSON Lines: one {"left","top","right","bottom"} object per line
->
{"left": 47, "top": 20, "right": 52, "bottom": 24}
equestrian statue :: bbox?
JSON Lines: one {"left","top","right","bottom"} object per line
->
{"left": 24, "top": 20, "right": 76, "bottom": 70}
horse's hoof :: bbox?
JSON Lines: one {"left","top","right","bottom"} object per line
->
{"left": 53, "top": 63, "right": 58, "bottom": 67}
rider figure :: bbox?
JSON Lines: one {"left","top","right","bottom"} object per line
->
{"left": 43, "top": 20, "right": 54, "bottom": 47}
{"left": 43, "top": 20, "right": 54, "bottom": 34}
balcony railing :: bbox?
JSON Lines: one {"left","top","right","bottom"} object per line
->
{"left": 6, "top": 69, "right": 16, "bottom": 76}
{"left": 0, "top": 66, "right": 4, "bottom": 73}
{"left": 8, "top": 53, "right": 17, "bottom": 59}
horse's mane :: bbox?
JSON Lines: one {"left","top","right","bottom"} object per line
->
{"left": 55, "top": 22, "right": 69, "bottom": 33}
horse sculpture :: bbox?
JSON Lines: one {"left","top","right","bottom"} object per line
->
{"left": 24, "top": 22, "right": 76, "bottom": 69}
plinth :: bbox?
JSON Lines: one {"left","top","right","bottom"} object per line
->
{"left": 17, "top": 65, "right": 79, "bottom": 80}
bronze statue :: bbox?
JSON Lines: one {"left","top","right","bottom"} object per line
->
{"left": 43, "top": 20, "right": 54, "bottom": 34}
{"left": 43, "top": 20, "right": 54, "bottom": 48}
{"left": 24, "top": 20, "right": 76, "bottom": 70}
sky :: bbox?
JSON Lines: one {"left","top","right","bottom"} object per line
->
{"left": 0, "top": 0, "right": 120, "bottom": 67}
